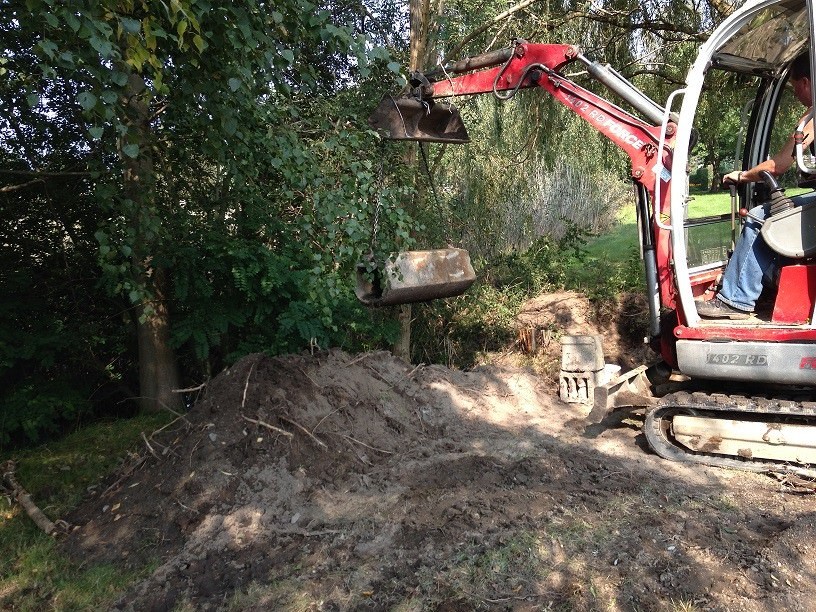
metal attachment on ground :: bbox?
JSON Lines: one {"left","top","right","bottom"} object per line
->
{"left": 559, "top": 335, "right": 619, "bottom": 405}
{"left": 586, "top": 364, "right": 656, "bottom": 423}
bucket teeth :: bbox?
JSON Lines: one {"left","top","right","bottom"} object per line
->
{"left": 368, "top": 97, "right": 470, "bottom": 144}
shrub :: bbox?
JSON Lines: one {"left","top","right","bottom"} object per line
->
{"left": 1, "top": 380, "right": 92, "bottom": 447}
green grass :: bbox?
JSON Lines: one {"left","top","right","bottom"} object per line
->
{"left": 0, "top": 412, "right": 173, "bottom": 610}
{"left": 565, "top": 188, "right": 776, "bottom": 293}
{"left": 587, "top": 189, "right": 735, "bottom": 260}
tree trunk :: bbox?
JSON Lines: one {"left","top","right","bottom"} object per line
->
{"left": 394, "top": 0, "right": 444, "bottom": 362}
{"left": 393, "top": 304, "right": 412, "bottom": 361}
{"left": 122, "top": 73, "right": 183, "bottom": 414}
{"left": 136, "top": 267, "right": 182, "bottom": 413}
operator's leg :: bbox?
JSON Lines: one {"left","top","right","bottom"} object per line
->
{"left": 697, "top": 204, "right": 778, "bottom": 319}
{"left": 718, "top": 205, "right": 778, "bottom": 310}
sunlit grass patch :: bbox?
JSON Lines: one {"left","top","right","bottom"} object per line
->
{"left": 0, "top": 412, "right": 174, "bottom": 610}
{"left": 0, "top": 528, "right": 149, "bottom": 611}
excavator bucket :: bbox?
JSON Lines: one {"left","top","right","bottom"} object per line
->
{"left": 368, "top": 96, "right": 470, "bottom": 144}
{"left": 356, "top": 248, "right": 476, "bottom": 307}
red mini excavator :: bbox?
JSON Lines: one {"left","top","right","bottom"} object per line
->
{"left": 369, "top": 0, "right": 816, "bottom": 475}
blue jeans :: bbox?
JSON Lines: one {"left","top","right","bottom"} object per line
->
{"left": 718, "top": 203, "right": 779, "bottom": 312}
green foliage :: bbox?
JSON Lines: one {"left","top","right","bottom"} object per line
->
{"left": 0, "top": 382, "right": 92, "bottom": 448}
{"left": 580, "top": 247, "right": 645, "bottom": 302}
{"left": 1, "top": 0, "right": 416, "bottom": 439}
{"left": 690, "top": 165, "right": 711, "bottom": 189}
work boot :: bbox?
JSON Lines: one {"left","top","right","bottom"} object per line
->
{"left": 696, "top": 297, "right": 752, "bottom": 320}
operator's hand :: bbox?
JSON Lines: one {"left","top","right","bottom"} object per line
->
{"left": 722, "top": 170, "right": 741, "bottom": 185}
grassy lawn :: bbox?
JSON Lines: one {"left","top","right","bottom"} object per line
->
{"left": 586, "top": 188, "right": 736, "bottom": 258}
{"left": 0, "top": 413, "right": 173, "bottom": 611}
{"left": 566, "top": 187, "right": 799, "bottom": 293}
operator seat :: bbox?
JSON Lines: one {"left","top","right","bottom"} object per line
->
{"left": 761, "top": 190, "right": 816, "bottom": 258}
{"left": 760, "top": 190, "right": 816, "bottom": 324}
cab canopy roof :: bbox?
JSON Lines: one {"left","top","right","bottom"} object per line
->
{"left": 713, "top": 0, "right": 809, "bottom": 76}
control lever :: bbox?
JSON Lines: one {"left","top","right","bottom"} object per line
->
{"left": 759, "top": 170, "right": 794, "bottom": 216}
{"left": 736, "top": 171, "right": 794, "bottom": 224}
{"left": 738, "top": 206, "right": 764, "bottom": 225}
{"left": 728, "top": 183, "right": 737, "bottom": 250}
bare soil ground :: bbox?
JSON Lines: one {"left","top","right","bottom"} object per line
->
{"left": 62, "top": 292, "right": 816, "bottom": 612}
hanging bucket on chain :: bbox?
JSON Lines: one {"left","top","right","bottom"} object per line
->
{"left": 355, "top": 248, "right": 476, "bottom": 307}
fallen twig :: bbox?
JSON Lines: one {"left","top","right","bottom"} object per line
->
{"left": 150, "top": 414, "right": 188, "bottom": 437}
{"left": 120, "top": 396, "right": 190, "bottom": 421}
{"left": 402, "top": 363, "right": 424, "bottom": 380}
{"left": 340, "top": 434, "right": 393, "bottom": 455}
{"left": 365, "top": 363, "right": 398, "bottom": 387}
{"left": 174, "top": 498, "right": 199, "bottom": 514}
{"left": 241, "top": 360, "right": 258, "bottom": 410}
{"left": 465, "top": 590, "right": 547, "bottom": 604}
{"left": 280, "top": 415, "right": 327, "bottom": 449}
{"left": 141, "top": 432, "right": 161, "bottom": 459}
{"left": 342, "top": 353, "right": 371, "bottom": 368}
{"left": 296, "top": 366, "right": 320, "bottom": 388}
{"left": 311, "top": 408, "right": 340, "bottom": 434}
{"left": 2, "top": 460, "right": 68, "bottom": 536}
{"left": 241, "top": 414, "right": 294, "bottom": 439}
{"left": 101, "top": 455, "right": 148, "bottom": 497}
{"left": 340, "top": 437, "right": 372, "bottom": 466}
{"left": 172, "top": 382, "right": 207, "bottom": 393}
{"left": 413, "top": 405, "right": 427, "bottom": 434}
{"left": 770, "top": 471, "right": 816, "bottom": 493}
{"left": 270, "top": 526, "right": 342, "bottom": 537}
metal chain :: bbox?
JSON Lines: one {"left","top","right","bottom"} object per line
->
{"left": 369, "top": 141, "right": 387, "bottom": 255}
{"left": 418, "top": 142, "right": 452, "bottom": 245}
{"left": 370, "top": 141, "right": 452, "bottom": 253}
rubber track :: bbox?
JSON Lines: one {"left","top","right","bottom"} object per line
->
{"left": 644, "top": 391, "right": 816, "bottom": 475}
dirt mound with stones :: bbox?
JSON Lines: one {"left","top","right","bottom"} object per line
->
{"left": 61, "top": 293, "right": 816, "bottom": 611}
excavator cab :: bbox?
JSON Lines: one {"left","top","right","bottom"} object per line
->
{"left": 670, "top": 0, "right": 816, "bottom": 339}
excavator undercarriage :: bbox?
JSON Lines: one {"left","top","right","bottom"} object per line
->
{"left": 646, "top": 391, "right": 816, "bottom": 476}
{"left": 578, "top": 344, "right": 816, "bottom": 475}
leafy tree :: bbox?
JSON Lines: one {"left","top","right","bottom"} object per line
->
{"left": 1, "top": 0, "right": 414, "bottom": 440}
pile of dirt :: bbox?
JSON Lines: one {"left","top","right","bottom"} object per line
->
{"left": 61, "top": 292, "right": 816, "bottom": 611}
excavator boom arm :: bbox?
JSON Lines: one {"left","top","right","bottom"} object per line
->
{"left": 374, "top": 41, "right": 672, "bottom": 187}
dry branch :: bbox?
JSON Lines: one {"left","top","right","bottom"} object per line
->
{"left": 241, "top": 413, "right": 294, "bottom": 439}
{"left": 241, "top": 361, "right": 258, "bottom": 410}
{"left": 296, "top": 366, "right": 320, "bottom": 388}
{"left": 444, "top": 0, "right": 538, "bottom": 61}
{"left": 2, "top": 460, "right": 67, "bottom": 536}
{"left": 173, "top": 382, "right": 207, "bottom": 393}
{"left": 101, "top": 455, "right": 148, "bottom": 497}
{"left": 340, "top": 434, "right": 394, "bottom": 455}
{"left": 343, "top": 353, "right": 372, "bottom": 368}
{"left": 142, "top": 432, "right": 161, "bottom": 459}
{"left": 279, "top": 415, "right": 328, "bottom": 449}
{"left": 0, "top": 178, "right": 44, "bottom": 193}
